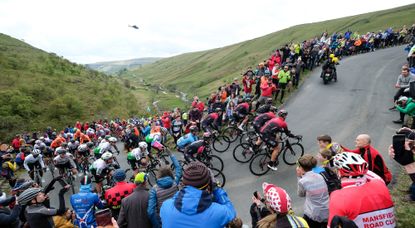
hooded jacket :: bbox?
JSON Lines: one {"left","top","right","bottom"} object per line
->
{"left": 147, "top": 155, "right": 182, "bottom": 228}
{"left": 160, "top": 186, "right": 236, "bottom": 228}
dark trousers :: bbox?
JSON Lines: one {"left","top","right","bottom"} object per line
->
{"left": 410, "top": 173, "right": 415, "bottom": 200}
{"left": 303, "top": 214, "right": 328, "bottom": 228}
{"left": 394, "top": 88, "right": 410, "bottom": 102}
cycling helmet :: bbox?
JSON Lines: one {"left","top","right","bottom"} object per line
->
{"left": 138, "top": 142, "right": 148, "bottom": 149}
{"left": 203, "top": 132, "right": 212, "bottom": 140}
{"left": 18, "top": 188, "right": 42, "bottom": 205}
{"left": 262, "top": 182, "right": 292, "bottom": 214}
{"left": 189, "top": 126, "right": 198, "bottom": 132}
{"left": 215, "top": 108, "right": 222, "bottom": 113}
{"left": 329, "top": 54, "right": 335, "bottom": 59}
{"left": 56, "top": 148, "right": 67, "bottom": 154}
{"left": 104, "top": 135, "right": 111, "bottom": 140}
{"left": 61, "top": 142, "right": 68, "bottom": 148}
{"left": 333, "top": 152, "right": 368, "bottom": 177}
{"left": 31, "top": 149, "right": 41, "bottom": 156}
{"left": 160, "top": 127, "right": 168, "bottom": 134}
{"left": 244, "top": 97, "right": 252, "bottom": 102}
{"left": 39, "top": 136, "right": 45, "bottom": 142}
{"left": 101, "top": 152, "right": 113, "bottom": 161}
{"left": 35, "top": 144, "right": 46, "bottom": 151}
{"left": 108, "top": 137, "right": 117, "bottom": 143}
{"left": 35, "top": 140, "right": 42, "bottom": 145}
{"left": 277, "top": 109, "right": 288, "bottom": 118}
{"left": 80, "top": 175, "right": 92, "bottom": 185}
{"left": 86, "top": 142, "right": 95, "bottom": 149}
{"left": 77, "top": 144, "right": 88, "bottom": 152}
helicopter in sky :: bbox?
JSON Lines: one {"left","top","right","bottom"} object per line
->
{"left": 128, "top": 25, "right": 139, "bottom": 30}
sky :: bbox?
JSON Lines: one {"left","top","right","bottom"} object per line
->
{"left": 0, "top": 0, "right": 413, "bottom": 64}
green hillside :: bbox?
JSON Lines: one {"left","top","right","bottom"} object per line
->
{"left": 86, "top": 57, "right": 162, "bottom": 75}
{"left": 0, "top": 33, "right": 142, "bottom": 140}
{"left": 124, "top": 4, "right": 415, "bottom": 98}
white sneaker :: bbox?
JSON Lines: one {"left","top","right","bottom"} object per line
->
{"left": 267, "top": 164, "right": 278, "bottom": 171}
{"left": 238, "top": 126, "right": 244, "bottom": 131}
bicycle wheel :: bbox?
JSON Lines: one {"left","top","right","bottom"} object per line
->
{"left": 283, "top": 143, "right": 304, "bottom": 165}
{"left": 147, "top": 169, "right": 158, "bottom": 187}
{"left": 212, "top": 136, "right": 231, "bottom": 153}
{"left": 210, "top": 167, "right": 226, "bottom": 188}
{"left": 249, "top": 152, "right": 271, "bottom": 176}
{"left": 239, "top": 131, "right": 257, "bottom": 145}
{"left": 204, "top": 154, "right": 224, "bottom": 171}
{"left": 222, "top": 126, "right": 240, "bottom": 143}
{"left": 233, "top": 143, "right": 255, "bottom": 163}
{"left": 66, "top": 175, "right": 76, "bottom": 194}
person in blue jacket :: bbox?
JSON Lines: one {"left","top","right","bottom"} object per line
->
{"left": 70, "top": 175, "right": 104, "bottom": 228}
{"left": 160, "top": 161, "right": 236, "bottom": 228}
{"left": 176, "top": 126, "right": 199, "bottom": 151}
{"left": 147, "top": 150, "right": 182, "bottom": 228}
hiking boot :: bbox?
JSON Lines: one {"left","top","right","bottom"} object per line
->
{"left": 393, "top": 120, "right": 404, "bottom": 124}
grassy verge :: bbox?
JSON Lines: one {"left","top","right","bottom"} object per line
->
{"left": 391, "top": 169, "right": 415, "bottom": 227}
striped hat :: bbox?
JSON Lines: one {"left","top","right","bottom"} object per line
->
{"left": 262, "top": 182, "right": 291, "bottom": 214}
{"left": 18, "top": 188, "right": 42, "bottom": 205}
{"left": 182, "top": 162, "right": 211, "bottom": 189}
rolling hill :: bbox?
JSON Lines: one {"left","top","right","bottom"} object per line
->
{"left": 86, "top": 57, "right": 162, "bottom": 75}
{"left": 123, "top": 3, "right": 415, "bottom": 98}
{"left": 0, "top": 33, "right": 142, "bottom": 140}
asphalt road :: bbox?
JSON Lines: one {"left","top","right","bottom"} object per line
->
{"left": 42, "top": 46, "right": 405, "bottom": 226}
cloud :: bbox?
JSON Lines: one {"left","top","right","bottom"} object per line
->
{"left": 0, "top": 0, "right": 413, "bottom": 63}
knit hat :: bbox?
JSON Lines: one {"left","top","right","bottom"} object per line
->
{"left": 134, "top": 172, "right": 147, "bottom": 184}
{"left": 262, "top": 182, "right": 292, "bottom": 214}
{"left": 18, "top": 188, "right": 42, "bottom": 205}
{"left": 113, "top": 169, "right": 126, "bottom": 182}
{"left": 182, "top": 161, "right": 211, "bottom": 189}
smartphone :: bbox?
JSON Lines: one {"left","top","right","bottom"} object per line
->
{"left": 253, "top": 191, "right": 260, "bottom": 200}
{"left": 95, "top": 208, "right": 112, "bottom": 227}
{"left": 392, "top": 134, "right": 405, "bottom": 154}
{"left": 393, "top": 134, "right": 415, "bottom": 166}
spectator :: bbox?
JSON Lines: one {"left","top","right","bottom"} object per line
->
{"left": 160, "top": 161, "right": 236, "bottom": 228}
{"left": 329, "top": 152, "right": 395, "bottom": 227}
{"left": 296, "top": 154, "right": 329, "bottom": 227}
{"left": 390, "top": 67, "right": 415, "bottom": 110}
{"left": 1, "top": 153, "right": 17, "bottom": 187}
{"left": 71, "top": 175, "right": 104, "bottom": 228}
{"left": 256, "top": 80, "right": 276, "bottom": 110}
{"left": 394, "top": 96, "right": 415, "bottom": 128}
{"left": 147, "top": 151, "right": 182, "bottom": 228}
{"left": 53, "top": 208, "right": 75, "bottom": 228}
{"left": 19, "top": 186, "right": 69, "bottom": 228}
{"left": 275, "top": 65, "right": 291, "bottom": 103}
{"left": 171, "top": 115, "right": 183, "bottom": 144}
{"left": 11, "top": 135, "right": 21, "bottom": 154}
{"left": 342, "top": 134, "right": 392, "bottom": 185}
{"left": 0, "top": 192, "right": 21, "bottom": 228}
{"left": 117, "top": 172, "right": 151, "bottom": 228}
{"left": 242, "top": 74, "right": 255, "bottom": 98}
{"left": 256, "top": 182, "right": 308, "bottom": 227}
{"left": 105, "top": 169, "right": 136, "bottom": 220}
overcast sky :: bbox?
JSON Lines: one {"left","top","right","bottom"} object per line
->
{"left": 0, "top": 0, "right": 413, "bottom": 64}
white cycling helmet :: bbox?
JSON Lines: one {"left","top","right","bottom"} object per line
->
{"left": 31, "top": 149, "right": 41, "bottom": 156}
{"left": 139, "top": 142, "right": 148, "bottom": 149}
{"left": 333, "top": 152, "right": 368, "bottom": 177}
{"left": 101, "top": 152, "right": 113, "bottom": 161}
{"left": 77, "top": 144, "right": 88, "bottom": 152}
{"left": 108, "top": 137, "right": 117, "bottom": 143}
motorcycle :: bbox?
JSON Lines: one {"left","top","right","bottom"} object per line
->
{"left": 322, "top": 68, "right": 334, "bottom": 84}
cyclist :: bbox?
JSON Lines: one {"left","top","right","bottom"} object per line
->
{"left": 201, "top": 108, "right": 222, "bottom": 134}
{"left": 176, "top": 126, "right": 199, "bottom": 152}
{"left": 50, "top": 134, "right": 66, "bottom": 150}
{"left": 74, "top": 130, "right": 91, "bottom": 144}
{"left": 23, "top": 149, "right": 46, "bottom": 181}
{"left": 94, "top": 137, "right": 119, "bottom": 159}
{"left": 67, "top": 139, "right": 80, "bottom": 154}
{"left": 260, "top": 110, "right": 300, "bottom": 171}
{"left": 89, "top": 152, "right": 117, "bottom": 195}
{"left": 70, "top": 176, "right": 104, "bottom": 228}
{"left": 252, "top": 111, "right": 277, "bottom": 151}
{"left": 127, "top": 142, "right": 150, "bottom": 173}
{"left": 329, "top": 152, "right": 395, "bottom": 227}
{"left": 256, "top": 98, "right": 277, "bottom": 114}
{"left": 233, "top": 98, "right": 251, "bottom": 131}
{"left": 184, "top": 132, "right": 212, "bottom": 163}
{"left": 53, "top": 148, "right": 78, "bottom": 176}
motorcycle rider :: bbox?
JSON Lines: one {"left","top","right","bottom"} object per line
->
{"left": 321, "top": 54, "right": 338, "bottom": 82}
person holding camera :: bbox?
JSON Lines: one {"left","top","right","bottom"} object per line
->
{"left": 0, "top": 192, "right": 21, "bottom": 228}
{"left": 393, "top": 96, "right": 415, "bottom": 127}
{"left": 390, "top": 67, "right": 415, "bottom": 111}
{"left": 389, "top": 128, "right": 415, "bottom": 202}
{"left": 160, "top": 161, "right": 236, "bottom": 228}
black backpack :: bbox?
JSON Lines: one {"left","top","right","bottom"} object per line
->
{"left": 320, "top": 167, "right": 341, "bottom": 194}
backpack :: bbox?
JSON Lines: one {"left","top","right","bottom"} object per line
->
{"left": 320, "top": 167, "right": 341, "bottom": 194}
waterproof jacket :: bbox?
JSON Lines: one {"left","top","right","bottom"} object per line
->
{"left": 147, "top": 155, "right": 182, "bottom": 228}
{"left": 160, "top": 186, "right": 236, "bottom": 228}
{"left": 117, "top": 185, "right": 151, "bottom": 228}
{"left": 70, "top": 184, "right": 104, "bottom": 228}
{"left": 397, "top": 98, "right": 415, "bottom": 116}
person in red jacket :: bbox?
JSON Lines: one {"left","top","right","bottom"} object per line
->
{"left": 11, "top": 135, "right": 21, "bottom": 153}
{"left": 256, "top": 80, "right": 276, "bottom": 110}
{"left": 342, "top": 134, "right": 392, "bottom": 185}
{"left": 104, "top": 169, "right": 136, "bottom": 220}
{"left": 329, "top": 152, "right": 395, "bottom": 227}
{"left": 242, "top": 74, "right": 255, "bottom": 98}
{"left": 75, "top": 121, "right": 82, "bottom": 131}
